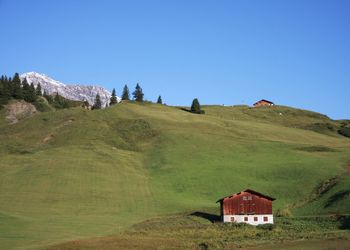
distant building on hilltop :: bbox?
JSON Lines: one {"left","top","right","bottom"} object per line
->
{"left": 253, "top": 99, "right": 274, "bottom": 107}
{"left": 216, "top": 189, "right": 275, "bottom": 225}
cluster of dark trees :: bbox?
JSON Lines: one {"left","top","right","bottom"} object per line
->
{"left": 92, "top": 83, "right": 163, "bottom": 110}
{"left": 1, "top": 73, "right": 204, "bottom": 114}
{"left": 94, "top": 82, "right": 203, "bottom": 114}
{"left": 0, "top": 73, "right": 42, "bottom": 107}
{"left": 44, "top": 91, "right": 82, "bottom": 109}
{"left": 0, "top": 73, "right": 82, "bottom": 110}
{"left": 108, "top": 83, "right": 147, "bottom": 106}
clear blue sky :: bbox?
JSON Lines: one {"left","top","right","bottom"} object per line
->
{"left": 1, "top": 0, "right": 349, "bottom": 119}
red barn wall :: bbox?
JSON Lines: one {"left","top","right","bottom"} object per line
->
{"left": 221, "top": 191, "right": 272, "bottom": 215}
{"left": 254, "top": 100, "right": 273, "bottom": 107}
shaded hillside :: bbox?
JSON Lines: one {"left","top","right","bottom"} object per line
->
{"left": 0, "top": 103, "right": 349, "bottom": 249}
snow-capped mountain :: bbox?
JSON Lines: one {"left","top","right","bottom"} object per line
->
{"left": 20, "top": 72, "right": 120, "bottom": 107}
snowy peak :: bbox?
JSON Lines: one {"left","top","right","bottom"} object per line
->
{"left": 22, "top": 72, "right": 65, "bottom": 87}
{"left": 20, "top": 72, "right": 119, "bottom": 107}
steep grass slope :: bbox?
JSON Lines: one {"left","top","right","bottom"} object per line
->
{"left": 0, "top": 103, "right": 349, "bottom": 249}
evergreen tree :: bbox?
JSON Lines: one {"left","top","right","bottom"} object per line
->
{"left": 53, "top": 93, "right": 67, "bottom": 108}
{"left": 132, "top": 83, "right": 144, "bottom": 102}
{"left": 43, "top": 90, "right": 53, "bottom": 104}
{"left": 0, "top": 75, "right": 11, "bottom": 106}
{"left": 54, "top": 92, "right": 60, "bottom": 103}
{"left": 36, "top": 83, "right": 42, "bottom": 96}
{"left": 157, "top": 95, "right": 162, "bottom": 104}
{"left": 12, "top": 73, "right": 23, "bottom": 99}
{"left": 121, "top": 84, "right": 130, "bottom": 101}
{"left": 109, "top": 88, "right": 118, "bottom": 105}
{"left": 190, "top": 98, "right": 203, "bottom": 114}
{"left": 0, "top": 76, "right": 4, "bottom": 97}
{"left": 22, "top": 78, "right": 31, "bottom": 102}
{"left": 0, "top": 76, "right": 4, "bottom": 105}
{"left": 28, "top": 82, "right": 37, "bottom": 102}
{"left": 92, "top": 93, "right": 102, "bottom": 109}
{"left": 3, "top": 76, "right": 11, "bottom": 99}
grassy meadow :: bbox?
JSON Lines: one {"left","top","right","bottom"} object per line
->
{"left": 48, "top": 214, "right": 350, "bottom": 250}
{"left": 0, "top": 102, "right": 349, "bottom": 249}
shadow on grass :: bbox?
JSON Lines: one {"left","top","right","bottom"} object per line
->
{"left": 338, "top": 216, "right": 350, "bottom": 230}
{"left": 178, "top": 107, "right": 205, "bottom": 114}
{"left": 190, "top": 211, "right": 221, "bottom": 223}
{"left": 324, "top": 189, "right": 350, "bottom": 208}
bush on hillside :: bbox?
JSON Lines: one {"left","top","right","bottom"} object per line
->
{"left": 44, "top": 93, "right": 82, "bottom": 109}
{"left": 190, "top": 98, "right": 205, "bottom": 114}
{"left": 257, "top": 223, "right": 275, "bottom": 231}
{"left": 33, "top": 97, "right": 53, "bottom": 112}
{"left": 338, "top": 127, "right": 350, "bottom": 138}
{"left": 275, "top": 208, "right": 292, "bottom": 217}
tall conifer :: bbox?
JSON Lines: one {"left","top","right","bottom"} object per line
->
{"left": 92, "top": 93, "right": 102, "bottom": 109}
{"left": 110, "top": 88, "right": 118, "bottom": 105}
{"left": 157, "top": 95, "right": 162, "bottom": 104}
{"left": 28, "top": 82, "right": 37, "bottom": 102}
{"left": 121, "top": 84, "right": 130, "bottom": 101}
{"left": 191, "top": 98, "right": 203, "bottom": 114}
{"left": 12, "top": 73, "right": 23, "bottom": 99}
{"left": 36, "top": 83, "right": 42, "bottom": 96}
{"left": 132, "top": 83, "right": 144, "bottom": 102}
{"left": 22, "top": 78, "right": 31, "bottom": 102}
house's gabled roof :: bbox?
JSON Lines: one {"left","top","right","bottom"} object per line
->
{"left": 216, "top": 189, "right": 276, "bottom": 203}
{"left": 254, "top": 99, "right": 274, "bottom": 105}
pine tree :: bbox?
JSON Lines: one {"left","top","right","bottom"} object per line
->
{"left": 0, "top": 76, "right": 10, "bottom": 106}
{"left": 28, "top": 82, "right": 37, "bottom": 102}
{"left": 92, "top": 93, "right": 102, "bottom": 109}
{"left": 0, "top": 76, "right": 3, "bottom": 96}
{"left": 36, "top": 83, "right": 42, "bottom": 96}
{"left": 191, "top": 98, "right": 203, "bottom": 114}
{"left": 22, "top": 78, "right": 31, "bottom": 102}
{"left": 132, "top": 83, "right": 144, "bottom": 102}
{"left": 54, "top": 93, "right": 61, "bottom": 103}
{"left": 53, "top": 93, "right": 67, "bottom": 109}
{"left": 0, "top": 76, "right": 4, "bottom": 97}
{"left": 12, "top": 73, "right": 23, "bottom": 99}
{"left": 2, "top": 76, "right": 11, "bottom": 99}
{"left": 157, "top": 95, "right": 162, "bottom": 104}
{"left": 121, "top": 84, "right": 130, "bottom": 101}
{"left": 43, "top": 90, "right": 53, "bottom": 104}
{"left": 110, "top": 88, "right": 118, "bottom": 105}
{"left": 0, "top": 76, "right": 4, "bottom": 105}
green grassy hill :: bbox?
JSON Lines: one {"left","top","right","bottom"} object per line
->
{"left": 0, "top": 102, "right": 349, "bottom": 249}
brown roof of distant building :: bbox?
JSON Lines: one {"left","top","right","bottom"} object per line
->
{"left": 216, "top": 189, "right": 276, "bottom": 202}
{"left": 254, "top": 99, "right": 274, "bottom": 105}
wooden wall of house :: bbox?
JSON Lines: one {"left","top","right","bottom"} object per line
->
{"left": 222, "top": 191, "right": 272, "bottom": 215}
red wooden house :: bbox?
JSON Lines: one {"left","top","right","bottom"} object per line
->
{"left": 253, "top": 99, "right": 274, "bottom": 107}
{"left": 216, "top": 189, "right": 275, "bottom": 225}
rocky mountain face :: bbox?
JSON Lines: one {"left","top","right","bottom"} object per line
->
{"left": 20, "top": 72, "right": 119, "bottom": 107}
